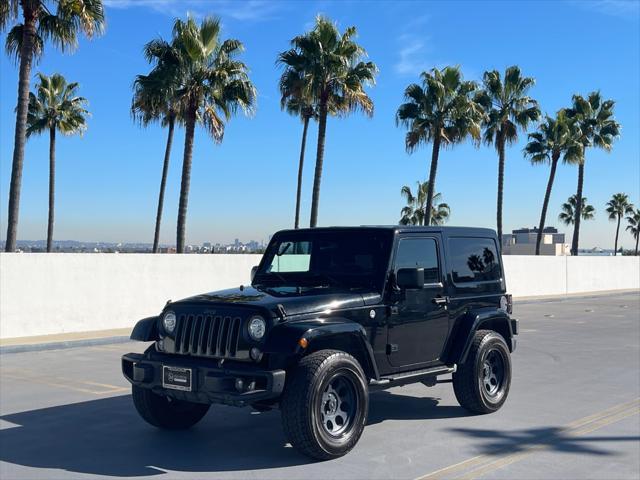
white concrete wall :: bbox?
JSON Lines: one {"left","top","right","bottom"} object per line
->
{"left": 502, "top": 256, "right": 568, "bottom": 298}
{"left": 0, "top": 253, "right": 261, "bottom": 339}
{"left": 1, "top": 253, "right": 638, "bottom": 339}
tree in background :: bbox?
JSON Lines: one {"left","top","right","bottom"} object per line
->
{"left": 625, "top": 208, "right": 640, "bottom": 256}
{"left": 277, "top": 57, "right": 317, "bottom": 229}
{"left": 279, "top": 16, "right": 377, "bottom": 227}
{"left": 1, "top": 0, "right": 104, "bottom": 252}
{"left": 396, "top": 66, "right": 482, "bottom": 225}
{"left": 399, "top": 181, "right": 450, "bottom": 226}
{"left": 559, "top": 195, "right": 595, "bottom": 227}
{"left": 132, "top": 39, "right": 183, "bottom": 253}
{"left": 566, "top": 92, "right": 620, "bottom": 255}
{"left": 524, "top": 110, "right": 582, "bottom": 255}
{"left": 26, "top": 72, "right": 88, "bottom": 252}
{"left": 476, "top": 66, "right": 540, "bottom": 242}
{"left": 605, "top": 193, "right": 634, "bottom": 256}
{"left": 146, "top": 16, "right": 256, "bottom": 253}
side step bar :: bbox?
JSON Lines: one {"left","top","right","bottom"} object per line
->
{"left": 369, "top": 364, "right": 456, "bottom": 390}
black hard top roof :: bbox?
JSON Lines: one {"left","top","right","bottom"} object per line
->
{"left": 274, "top": 225, "right": 498, "bottom": 237}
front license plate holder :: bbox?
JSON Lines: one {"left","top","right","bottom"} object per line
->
{"left": 162, "top": 365, "right": 192, "bottom": 391}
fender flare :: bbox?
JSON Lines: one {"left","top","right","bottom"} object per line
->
{"left": 130, "top": 316, "right": 159, "bottom": 342}
{"left": 444, "top": 309, "right": 514, "bottom": 365}
{"left": 263, "top": 318, "right": 379, "bottom": 380}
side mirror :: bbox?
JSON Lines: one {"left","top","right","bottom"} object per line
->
{"left": 250, "top": 266, "right": 258, "bottom": 282}
{"left": 396, "top": 268, "right": 425, "bottom": 290}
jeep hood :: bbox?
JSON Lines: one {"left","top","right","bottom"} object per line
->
{"left": 171, "top": 285, "right": 380, "bottom": 318}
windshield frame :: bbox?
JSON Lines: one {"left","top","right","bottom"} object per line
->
{"left": 252, "top": 229, "right": 395, "bottom": 293}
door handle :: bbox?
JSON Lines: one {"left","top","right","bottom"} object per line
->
{"left": 433, "top": 296, "right": 449, "bottom": 306}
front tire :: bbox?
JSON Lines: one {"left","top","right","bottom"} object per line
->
{"left": 281, "top": 350, "right": 369, "bottom": 460}
{"left": 132, "top": 385, "right": 210, "bottom": 430}
{"left": 453, "top": 330, "right": 512, "bottom": 414}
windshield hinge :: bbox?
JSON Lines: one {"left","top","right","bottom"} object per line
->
{"left": 276, "top": 303, "right": 287, "bottom": 320}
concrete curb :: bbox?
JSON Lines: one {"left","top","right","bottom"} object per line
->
{"left": 513, "top": 289, "right": 639, "bottom": 304}
{"left": 0, "top": 335, "right": 132, "bottom": 354}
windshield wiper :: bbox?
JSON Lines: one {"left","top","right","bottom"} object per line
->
{"left": 254, "top": 270, "right": 289, "bottom": 286}
{"left": 310, "top": 273, "right": 348, "bottom": 288}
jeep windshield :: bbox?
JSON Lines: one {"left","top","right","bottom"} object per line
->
{"left": 253, "top": 230, "right": 393, "bottom": 292}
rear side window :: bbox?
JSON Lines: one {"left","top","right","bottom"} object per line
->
{"left": 394, "top": 238, "right": 440, "bottom": 284}
{"left": 449, "top": 237, "right": 501, "bottom": 284}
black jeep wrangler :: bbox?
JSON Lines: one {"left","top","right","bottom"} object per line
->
{"left": 122, "top": 226, "right": 518, "bottom": 459}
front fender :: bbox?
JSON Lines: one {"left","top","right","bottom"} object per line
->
{"left": 130, "top": 316, "right": 159, "bottom": 342}
{"left": 444, "top": 309, "right": 514, "bottom": 365}
{"left": 263, "top": 318, "right": 379, "bottom": 380}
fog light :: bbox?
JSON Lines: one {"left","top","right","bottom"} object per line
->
{"left": 250, "top": 347, "right": 262, "bottom": 362}
{"left": 235, "top": 378, "right": 244, "bottom": 392}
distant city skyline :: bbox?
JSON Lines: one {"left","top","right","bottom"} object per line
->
{"left": 1, "top": 1, "right": 638, "bottom": 249}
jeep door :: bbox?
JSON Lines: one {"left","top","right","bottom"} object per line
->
{"left": 387, "top": 235, "right": 450, "bottom": 368}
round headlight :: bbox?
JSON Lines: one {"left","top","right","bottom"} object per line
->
{"left": 163, "top": 311, "right": 177, "bottom": 334}
{"left": 248, "top": 316, "right": 266, "bottom": 341}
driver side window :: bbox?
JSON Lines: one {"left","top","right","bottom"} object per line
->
{"left": 394, "top": 238, "right": 440, "bottom": 284}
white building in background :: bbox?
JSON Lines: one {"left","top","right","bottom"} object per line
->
{"left": 502, "top": 227, "right": 570, "bottom": 256}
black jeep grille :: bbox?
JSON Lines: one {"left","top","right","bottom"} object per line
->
{"left": 173, "top": 314, "right": 242, "bottom": 358}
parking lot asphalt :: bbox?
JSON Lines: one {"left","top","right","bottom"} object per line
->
{"left": 0, "top": 291, "right": 638, "bottom": 480}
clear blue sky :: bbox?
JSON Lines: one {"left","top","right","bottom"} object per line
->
{"left": 1, "top": 0, "right": 639, "bottom": 248}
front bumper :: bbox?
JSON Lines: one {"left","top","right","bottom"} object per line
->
{"left": 122, "top": 352, "right": 286, "bottom": 407}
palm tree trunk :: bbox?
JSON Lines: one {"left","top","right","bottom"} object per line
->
{"left": 571, "top": 162, "right": 585, "bottom": 256}
{"left": 535, "top": 153, "right": 559, "bottom": 256}
{"left": 5, "top": 10, "right": 36, "bottom": 252}
{"left": 47, "top": 127, "right": 56, "bottom": 253}
{"left": 635, "top": 234, "right": 639, "bottom": 256}
{"left": 496, "top": 134, "right": 506, "bottom": 244}
{"left": 614, "top": 215, "right": 621, "bottom": 256}
{"left": 309, "top": 98, "right": 328, "bottom": 228}
{"left": 177, "top": 106, "right": 196, "bottom": 253}
{"left": 424, "top": 134, "right": 441, "bottom": 226}
{"left": 294, "top": 115, "right": 310, "bottom": 229}
{"left": 153, "top": 116, "right": 175, "bottom": 253}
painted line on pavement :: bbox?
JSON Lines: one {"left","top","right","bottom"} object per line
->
{"left": 416, "top": 398, "right": 640, "bottom": 480}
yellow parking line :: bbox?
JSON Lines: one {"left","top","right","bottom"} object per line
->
{"left": 458, "top": 405, "right": 640, "bottom": 480}
{"left": 416, "top": 398, "right": 640, "bottom": 480}
{"left": 1, "top": 371, "right": 128, "bottom": 395}
{"left": 565, "top": 398, "right": 639, "bottom": 429}
{"left": 571, "top": 406, "right": 640, "bottom": 437}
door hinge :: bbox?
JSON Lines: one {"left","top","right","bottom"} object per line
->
{"left": 386, "top": 343, "right": 399, "bottom": 354}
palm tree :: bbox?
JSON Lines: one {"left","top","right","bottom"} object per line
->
{"left": 476, "top": 66, "right": 540, "bottom": 242}
{"left": 625, "top": 208, "right": 640, "bottom": 256}
{"left": 278, "top": 16, "right": 377, "bottom": 227}
{"left": 396, "top": 66, "right": 483, "bottom": 225}
{"left": 566, "top": 92, "right": 621, "bottom": 255}
{"left": 132, "top": 39, "right": 183, "bottom": 253}
{"left": 1, "top": 0, "right": 104, "bottom": 252}
{"left": 26, "top": 72, "right": 88, "bottom": 252}
{"left": 277, "top": 63, "right": 317, "bottom": 229}
{"left": 605, "top": 193, "right": 634, "bottom": 256}
{"left": 399, "top": 181, "right": 450, "bottom": 226}
{"left": 559, "top": 195, "right": 595, "bottom": 226}
{"left": 524, "top": 110, "right": 582, "bottom": 255}
{"left": 148, "top": 16, "right": 256, "bottom": 252}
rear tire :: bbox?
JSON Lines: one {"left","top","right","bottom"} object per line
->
{"left": 453, "top": 330, "right": 511, "bottom": 414}
{"left": 132, "top": 385, "right": 210, "bottom": 430}
{"left": 281, "top": 350, "right": 369, "bottom": 460}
